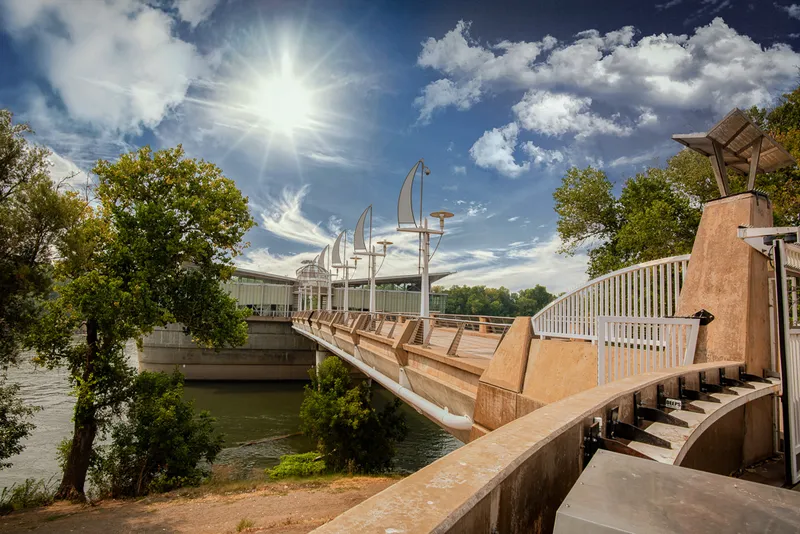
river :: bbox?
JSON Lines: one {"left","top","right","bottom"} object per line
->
{"left": 1, "top": 341, "right": 461, "bottom": 489}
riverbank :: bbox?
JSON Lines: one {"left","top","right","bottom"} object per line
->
{"left": 0, "top": 475, "right": 398, "bottom": 533}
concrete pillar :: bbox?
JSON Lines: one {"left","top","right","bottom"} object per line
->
{"left": 315, "top": 347, "right": 330, "bottom": 367}
{"left": 479, "top": 316, "right": 489, "bottom": 334}
{"left": 676, "top": 192, "right": 773, "bottom": 375}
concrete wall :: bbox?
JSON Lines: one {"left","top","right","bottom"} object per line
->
{"left": 138, "top": 317, "right": 316, "bottom": 380}
{"left": 310, "top": 362, "right": 778, "bottom": 534}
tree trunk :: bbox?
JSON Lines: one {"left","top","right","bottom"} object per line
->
{"left": 55, "top": 317, "right": 98, "bottom": 501}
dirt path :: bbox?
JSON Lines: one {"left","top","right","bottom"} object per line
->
{"left": 0, "top": 477, "right": 396, "bottom": 533}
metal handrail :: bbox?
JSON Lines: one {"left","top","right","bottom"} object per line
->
{"left": 532, "top": 254, "right": 691, "bottom": 341}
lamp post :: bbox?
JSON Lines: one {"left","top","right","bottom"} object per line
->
{"left": 352, "top": 205, "right": 391, "bottom": 314}
{"left": 396, "top": 159, "right": 453, "bottom": 339}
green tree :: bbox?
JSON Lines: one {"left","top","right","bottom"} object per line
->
{"left": 434, "top": 284, "right": 556, "bottom": 317}
{"left": 300, "top": 357, "right": 407, "bottom": 473}
{"left": 29, "top": 146, "right": 255, "bottom": 499}
{"left": 0, "top": 110, "right": 83, "bottom": 469}
{"left": 514, "top": 285, "right": 557, "bottom": 316}
{"left": 91, "top": 371, "right": 223, "bottom": 497}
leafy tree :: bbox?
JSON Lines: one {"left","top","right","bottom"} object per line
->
{"left": 29, "top": 146, "right": 255, "bottom": 499}
{"left": 300, "top": 357, "right": 407, "bottom": 473}
{"left": 0, "top": 110, "right": 82, "bottom": 469}
{"left": 90, "top": 371, "right": 223, "bottom": 497}
{"left": 433, "top": 284, "right": 556, "bottom": 317}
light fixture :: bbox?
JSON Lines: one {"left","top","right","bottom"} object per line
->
{"left": 430, "top": 210, "right": 454, "bottom": 231}
{"left": 377, "top": 239, "right": 393, "bottom": 252}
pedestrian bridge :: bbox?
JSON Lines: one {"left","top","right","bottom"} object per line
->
{"left": 291, "top": 191, "right": 800, "bottom": 533}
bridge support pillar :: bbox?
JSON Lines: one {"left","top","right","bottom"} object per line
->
{"left": 315, "top": 347, "right": 330, "bottom": 367}
{"left": 677, "top": 192, "right": 773, "bottom": 376}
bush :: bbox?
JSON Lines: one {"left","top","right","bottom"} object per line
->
{"left": 266, "top": 452, "right": 326, "bottom": 479}
{"left": 299, "top": 358, "right": 407, "bottom": 473}
{"left": 0, "top": 381, "right": 38, "bottom": 469}
{"left": 92, "top": 370, "right": 223, "bottom": 497}
{"left": 0, "top": 478, "right": 56, "bottom": 515}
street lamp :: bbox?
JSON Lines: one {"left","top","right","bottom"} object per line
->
{"left": 397, "top": 159, "right": 453, "bottom": 338}
{"left": 352, "top": 205, "right": 391, "bottom": 313}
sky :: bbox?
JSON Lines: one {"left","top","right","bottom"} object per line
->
{"left": 1, "top": 0, "right": 799, "bottom": 293}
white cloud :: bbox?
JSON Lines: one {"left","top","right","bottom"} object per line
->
{"left": 444, "top": 235, "right": 588, "bottom": 293}
{"left": 469, "top": 122, "right": 530, "bottom": 178}
{"left": 414, "top": 78, "right": 482, "bottom": 123}
{"left": 416, "top": 18, "right": 800, "bottom": 126}
{"left": 174, "top": 0, "right": 219, "bottom": 28}
{"left": 2, "top": 0, "right": 203, "bottom": 133}
{"left": 48, "top": 150, "right": 90, "bottom": 189}
{"left": 508, "top": 216, "right": 520, "bottom": 222}
{"left": 447, "top": 141, "right": 455, "bottom": 152}
{"left": 452, "top": 165, "right": 466, "bottom": 175}
{"left": 522, "top": 142, "right": 564, "bottom": 167}
{"left": 777, "top": 3, "right": 800, "bottom": 19}
{"left": 465, "top": 201, "right": 487, "bottom": 217}
{"left": 442, "top": 184, "right": 458, "bottom": 191}
{"left": 305, "top": 152, "right": 364, "bottom": 168}
{"left": 513, "top": 90, "right": 631, "bottom": 139}
{"left": 258, "top": 186, "right": 334, "bottom": 248}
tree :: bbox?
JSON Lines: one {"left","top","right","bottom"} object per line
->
{"left": 29, "top": 146, "right": 255, "bottom": 499}
{"left": 300, "top": 357, "right": 407, "bottom": 473}
{"left": 434, "top": 284, "right": 556, "bottom": 317}
{"left": 91, "top": 371, "right": 223, "bottom": 497}
{"left": 0, "top": 110, "right": 82, "bottom": 469}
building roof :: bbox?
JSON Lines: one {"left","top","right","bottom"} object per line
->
{"left": 672, "top": 108, "right": 796, "bottom": 175}
{"left": 232, "top": 267, "right": 296, "bottom": 285}
{"left": 332, "top": 271, "right": 455, "bottom": 287}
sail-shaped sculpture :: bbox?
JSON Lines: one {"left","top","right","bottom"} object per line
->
{"left": 354, "top": 205, "right": 370, "bottom": 253}
{"left": 332, "top": 231, "right": 344, "bottom": 266}
{"left": 317, "top": 245, "right": 328, "bottom": 269}
{"left": 397, "top": 161, "right": 420, "bottom": 228}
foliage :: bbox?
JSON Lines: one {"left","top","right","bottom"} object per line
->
{"left": 0, "top": 478, "right": 56, "bottom": 515}
{"left": 28, "top": 144, "right": 255, "bottom": 499}
{"left": 554, "top": 84, "right": 800, "bottom": 277}
{"left": 434, "top": 284, "right": 557, "bottom": 317}
{"left": 266, "top": 452, "right": 327, "bottom": 479}
{"left": 300, "top": 358, "right": 407, "bottom": 473}
{"left": 0, "top": 109, "right": 83, "bottom": 471}
{"left": 89, "top": 371, "right": 223, "bottom": 498}
{"left": 0, "top": 382, "right": 38, "bottom": 469}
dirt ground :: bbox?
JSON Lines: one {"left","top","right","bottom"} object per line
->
{"left": 0, "top": 477, "right": 397, "bottom": 533}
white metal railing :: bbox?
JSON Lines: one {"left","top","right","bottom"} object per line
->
{"left": 532, "top": 254, "right": 691, "bottom": 341}
{"left": 597, "top": 316, "right": 700, "bottom": 385}
{"left": 787, "top": 244, "right": 800, "bottom": 273}
{"left": 789, "top": 328, "right": 800, "bottom": 472}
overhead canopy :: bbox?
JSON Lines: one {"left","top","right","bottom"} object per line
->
{"left": 672, "top": 108, "right": 796, "bottom": 196}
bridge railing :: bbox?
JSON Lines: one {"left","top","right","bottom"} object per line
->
{"left": 532, "top": 254, "right": 691, "bottom": 341}
{"left": 597, "top": 316, "right": 700, "bottom": 385}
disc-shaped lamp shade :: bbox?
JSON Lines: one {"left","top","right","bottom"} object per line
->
{"left": 350, "top": 256, "right": 362, "bottom": 263}
{"left": 430, "top": 210, "right": 454, "bottom": 230}
{"left": 377, "top": 240, "right": 393, "bottom": 247}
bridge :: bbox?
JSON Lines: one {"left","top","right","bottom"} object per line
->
{"left": 288, "top": 109, "right": 800, "bottom": 533}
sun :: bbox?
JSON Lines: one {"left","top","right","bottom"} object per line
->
{"left": 252, "top": 64, "right": 313, "bottom": 134}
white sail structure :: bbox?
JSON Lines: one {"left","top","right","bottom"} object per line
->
{"left": 354, "top": 205, "right": 371, "bottom": 253}
{"left": 317, "top": 245, "right": 328, "bottom": 269}
{"left": 397, "top": 161, "right": 420, "bottom": 228}
{"left": 332, "top": 231, "right": 344, "bottom": 266}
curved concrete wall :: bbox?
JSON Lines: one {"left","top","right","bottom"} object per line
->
{"left": 138, "top": 317, "right": 316, "bottom": 380}
{"left": 310, "top": 362, "right": 777, "bottom": 534}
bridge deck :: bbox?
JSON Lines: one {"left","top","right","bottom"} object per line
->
{"left": 376, "top": 321, "right": 501, "bottom": 360}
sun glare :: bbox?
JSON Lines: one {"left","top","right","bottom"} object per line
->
{"left": 254, "top": 72, "right": 313, "bottom": 134}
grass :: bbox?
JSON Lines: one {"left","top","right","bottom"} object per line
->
{"left": 236, "top": 518, "right": 255, "bottom": 532}
{"left": 0, "top": 478, "right": 57, "bottom": 515}
{"left": 265, "top": 452, "right": 326, "bottom": 480}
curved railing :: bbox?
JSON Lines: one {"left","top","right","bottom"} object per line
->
{"left": 532, "top": 254, "right": 691, "bottom": 341}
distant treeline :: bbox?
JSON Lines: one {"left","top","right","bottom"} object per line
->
{"left": 432, "top": 284, "right": 557, "bottom": 317}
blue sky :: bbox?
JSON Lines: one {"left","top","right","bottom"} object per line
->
{"left": 1, "top": 0, "right": 799, "bottom": 292}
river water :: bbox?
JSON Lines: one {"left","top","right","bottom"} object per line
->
{"left": 1, "top": 341, "right": 461, "bottom": 489}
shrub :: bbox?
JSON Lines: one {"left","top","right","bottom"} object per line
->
{"left": 92, "top": 370, "right": 224, "bottom": 497}
{"left": 0, "top": 478, "right": 56, "bottom": 515}
{"left": 299, "top": 358, "right": 407, "bottom": 473}
{"left": 236, "top": 518, "right": 254, "bottom": 532}
{"left": 0, "top": 381, "right": 38, "bottom": 469}
{"left": 266, "top": 452, "right": 326, "bottom": 479}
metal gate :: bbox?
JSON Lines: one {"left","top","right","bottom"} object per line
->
{"left": 775, "top": 238, "right": 800, "bottom": 485}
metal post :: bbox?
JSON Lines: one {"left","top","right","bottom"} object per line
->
{"left": 421, "top": 217, "right": 430, "bottom": 338}
{"left": 774, "top": 239, "right": 795, "bottom": 486}
{"left": 299, "top": 285, "right": 304, "bottom": 311}
{"left": 327, "top": 250, "right": 332, "bottom": 312}
{"left": 369, "top": 246, "right": 377, "bottom": 313}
